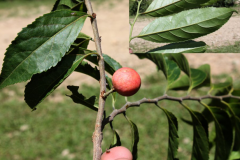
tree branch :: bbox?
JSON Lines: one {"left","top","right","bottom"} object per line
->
{"left": 84, "top": 1, "right": 106, "bottom": 160}
{"left": 102, "top": 94, "right": 240, "bottom": 126}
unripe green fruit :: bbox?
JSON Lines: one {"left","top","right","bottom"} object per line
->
{"left": 101, "top": 146, "right": 133, "bottom": 160}
{"left": 112, "top": 67, "right": 141, "bottom": 96}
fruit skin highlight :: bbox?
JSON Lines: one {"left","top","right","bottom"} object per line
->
{"left": 101, "top": 146, "right": 133, "bottom": 160}
{"left": 112, "top": 67, "right": 141, "bottom": 96}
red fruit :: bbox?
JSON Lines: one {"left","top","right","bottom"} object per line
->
{"left": 112, "top": 67, "right": 141, "bottom": 96}
{"left": 101, "top": 146, "right": 133, "bottom": 160}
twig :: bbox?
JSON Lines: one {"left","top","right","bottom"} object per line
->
{"left": 103, "top": 88, "right": 115, "bottom": 99}
{"left": 102, "top": 94, "right": 240, "bottom": 126}
{"left": 84, "top": 0, "right": 106, "bottom": 160}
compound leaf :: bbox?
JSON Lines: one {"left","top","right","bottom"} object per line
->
{"left": 0, "top": 10, "right": 88, "bottom": 89}
{"left": 25, "top": 54, "right": 86, "bottom": 109}
{"left": 142, "top": 0, "right": 209, "bottom": 17}
{"left": 137, "top": 7, "right": 235, "bottom": 43}
{"left": 67, "top": 86, "right": 98, "bottom": 111}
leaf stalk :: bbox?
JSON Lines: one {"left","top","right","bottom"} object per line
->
{"left": 129, "top": 0, "right": 142, "bottom": 43}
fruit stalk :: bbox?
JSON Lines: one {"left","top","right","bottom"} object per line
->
{"left": 84, "top": 0, "right": 106, "bottom": 160}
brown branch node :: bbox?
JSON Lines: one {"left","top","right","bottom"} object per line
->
{"left": 92, "top": 13, "right": 97, "bottom": 19}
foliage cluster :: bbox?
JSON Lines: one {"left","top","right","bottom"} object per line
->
{"left": 128, "top": 0, "right": 240, "bottom": 160}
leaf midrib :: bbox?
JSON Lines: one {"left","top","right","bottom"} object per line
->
{"left": 138, "top": 9, "right": 232, "bottom": 38}
{"left": 1, "top": 13, "right": 88, "bottom": 85}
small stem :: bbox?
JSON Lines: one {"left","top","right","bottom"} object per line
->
{"left": 125, "top": 96, "right": 128, "bottom": 103}
{"left": 129, "top": 0, "right": 142, "bottom": 43}
{"left": 103, "top": 88, "right": 115, "bottom": 98}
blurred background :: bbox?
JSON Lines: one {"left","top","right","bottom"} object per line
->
{"left": 0, "top": 0, "right": 240, "bottom": 160}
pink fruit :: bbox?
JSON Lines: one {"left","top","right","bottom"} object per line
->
{"left": 112, "top": 67, "right": 141, "bottom": 96}
{"left": 101, "top": 146, "right": 133, "bottom": 160}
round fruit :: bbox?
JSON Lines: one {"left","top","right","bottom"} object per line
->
{"left": 112, "top": 67, "right": 141, "bottom": 96}
{"left": 101, "top": 146, "right": 133, "bottom": 160}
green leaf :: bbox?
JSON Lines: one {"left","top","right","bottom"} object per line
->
{"left": 196, "top": 64, "right": 211, "bottom": 88}
{"left": 110, "top": 129, "right": 121, "bottom": 148}
{"left": 67, "top": 86, "right": 98, "bottom": 111}
{"left": 74, "top": 62, "right": 113, "bottom": 90}
{"left": 106, "top": 75, "right": 117, "bottom": 107}
{"left": 201, "top": 0, "right": 218, "bottom": 6}
{"left": 201, "top": 103, "right": 233, "bottom": 160}
{"left": 74, "top": 60, "right": 100, "bottom": 81}
{"left": 109, "top": 122, "right": 122, "bottom": 148}
{"left": 171, "top": 64, "right": 210, "bottom": 91}
{"left": 25, "top": 55, "right": 86, "bottom": 109}
{"left": 52, "top": 0, "right": 87, "bottom": 12}
{"left": 228, "top": 103, "right": 240, "bottom": 151}
{"left": 181, "top": 103, "right": 209, "bottom": 160}
{"left": 67, "top": 32, "right": 92, "bottom": 55}
{"left": 86, "top": 54, "right": 122, "bottom": 75}
{"left": 53, "top": 0, "right": 79, "bottom": 9}
{"left": 158, "top": 106, "right": 179, "bottom": 160}
{"left": 72, "top": 32, "right": 92, "bottom": 47}
{"left": 165, "top": 59, "right": 181, "bottom": 89}
{"left": 188, "top": 68, "right": 207, "bottom": 92}
{"left": 134, "top": 53, "right": 181, "bottom": 90}
{"left": 137, "top": 7, "right": 235, "bottom": 43}
{"left": 210, "top": 76, "right": 233, "bottom": 94}
{"left": 0, "top": 10, "right": 88, "bottom": 89}
{"left": 229, "top": 151, "right": 240, "bottom": 160}
{"left": 165, "top": 53, "right": 190, "bottom": 76}
{"left": 142, "top": 0, "right": 209, "bottom": 17}
{"left": 168, "top": 74, "right": 189, "bottom": 90}
{"left": 134, "top": 53, "right": 167, "bottom": 76}
{"left": 125, "top": 114, "right": 139, "bottom": 160}
{"left": 168, "top": 68, "right": 206, "bottom": 93}
{"left": 105, "top": 74, "right": 113, "bottom": 90}
{"left": 145, "top": 41, "right": 206, "bottom": 54}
